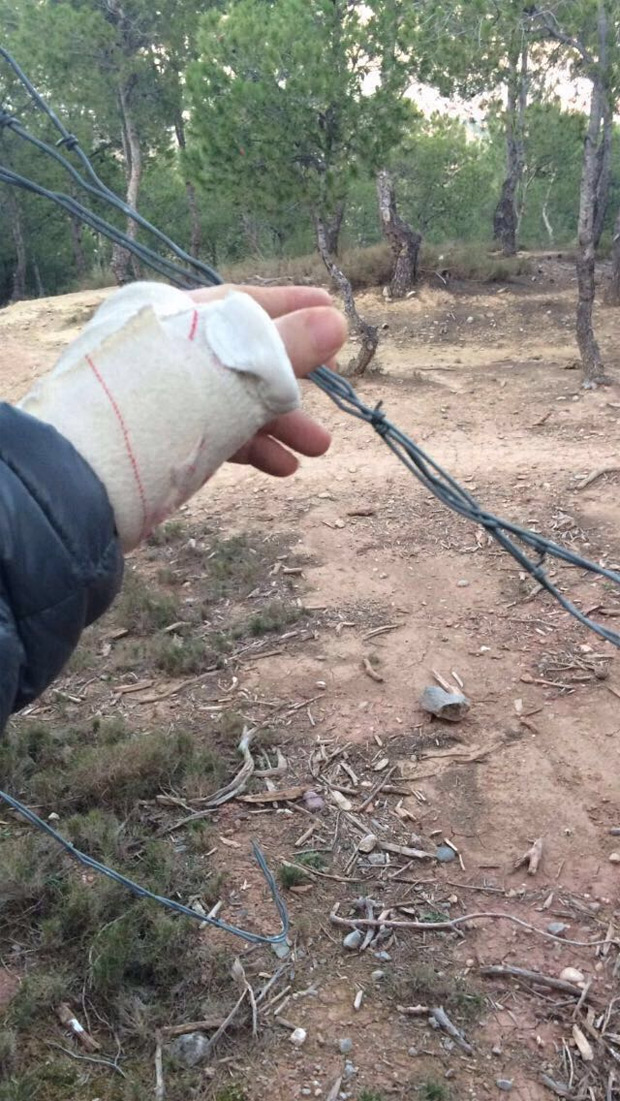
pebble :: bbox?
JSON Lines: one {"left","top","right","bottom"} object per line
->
{"left": 373, "top": 950, "right": 392, "bottom": 962}
{"left": 304, "top": 790, "right": 325, "bottom": 813}
{"left": 560, "top": 967, "right": 585, "bottom": 984}
{"left": 435, "top": 844, "right": 457, "bottom": 863}
{"left": 168, "top": 1032, "right": 210, "bottom": 1067}
{"left": 609, "top": 852, "right": 620, "bottom": 864}
{"left": 609, "top": 828, "right": 620, "bottom": 837}
{"left": 290, "top": 1028, "right": 307, "bottom": 1047}
{"left": 343, "top": 930, "right": 363, "bottom": 951}
{"left": 420, "top": 685, "right": 471, "bottom": 722}
{"left": 343, "top": 1060, "right": 357, "bottom": 1080}
{"left": 358, "top": 834, "right": 377, "bottom": 854}
{"left": 496, "top": 1080, "right": 514, "bottom": 1092}
{"left": 492, "top": 1045, "right": 503, "bottom": 1056}
{"left": 338, "top": 1038, "right": 353, "bottom": 1054}
{"left": 408, "top": 1047, "right": 418, "bottom": 1056}
{"left": 367, "top": 852, "right": 388, "bottom": 866}
{"left": 547, "top": 922, "right": 568, "bottom": 937}
{"left": 272, "top": 939, "right": 291, "bottom": 959}
{"left": 457, "top": 578, "right": 470, "bottom": 587}
{"left": 353, "top": 990, "right": 363, "bottom": 1011}
{"left": 371, "top": 970, "right": 385, "bottom": 981}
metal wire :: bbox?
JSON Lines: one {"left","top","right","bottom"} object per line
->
{"left": 0, "top": 48, "right": 619, "bottom": 945}
{"left": 0, "top": 788, "right": 288, "bottom": 944}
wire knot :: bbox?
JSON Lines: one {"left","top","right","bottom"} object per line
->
{"left": 0, "top": 111, "right": 17, "bottom": 130}
{"left": 370, "top": 401, "right": 389, "bottom": 438}
{"left": 56, "top": 133, "right": 78, "bottom": 151}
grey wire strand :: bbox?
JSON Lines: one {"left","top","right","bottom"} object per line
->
{"left": 0, "top": 787, "right": 288, "bottom": 945}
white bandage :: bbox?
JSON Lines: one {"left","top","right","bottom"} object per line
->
{"left": 19, "top": 282, "right": 301, "bottom": 551}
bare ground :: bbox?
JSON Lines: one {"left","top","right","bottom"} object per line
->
{"left": 0, "top": 257, "right": 619, "bottom": 1101}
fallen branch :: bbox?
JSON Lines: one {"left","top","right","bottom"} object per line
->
{"left": 56, "top": 1003, "right": 100, "bottom": 1052}
{"left": 431, "top": 1005, "right": 473, "bottom": 1053}
{"left": 45, "top": 1040, "right": 125, "bottom": 1077}
{"left": 329, "top": 906, "right": 619, "bottom": 948}
{"left": 362, "top": 656, "right": 384, "bottom": 683}
{"left": 155, "top": 1032, "right": 165, "bottom": 1101}
{"left": 574, "top": 465, "right": 620, "bottom": 491}
{"left": 238, "top": 785, "right": 308, "bottom": 805}
{"left": 160, "top": 727, "right": 256, "bottom": 833}
{"left": 514, "top": 837, "right": 544, "bottom": 876}
{"left": 480, "top": 965, "right": 597, "bottom": 1002}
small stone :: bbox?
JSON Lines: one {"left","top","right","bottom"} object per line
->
{"left": 492, "top": 1045, "right": 503, "bottom": 1056}
{"left": 496, "top": 1080, "right": 513, "bottom": 1092}
{"left": 271, "top": 939, "right": 291, "bottom": 959}
{"left": 435, "top": 844, "right": 457, "bottom": 863}
{"left": 589, "top": 901, "right": 601, "bottom": 912}
{"left": 420, "top": 685, "right": 471, "bottom": 722}
{"left": 334, "top": 519, "right": 346, "bottom": 529}
{"left": 315, "top": 680, "right": 327, "bottom": 689}
{"left": 342, "top": 1060, "right": 357, "bottom": 1080}
{"left": 371, "top": 970, "right": 385, "bottom": 981}
{"left": 338, "top": 1038, "right": 353, "bottom": 1055}
{"left": 367, "top": 851, "right": 388, "bottom": 866}
{"left": 609, "top": 828, "right": 620, "bottom": 837}
{"left": 304, "top": 790, "right": 324, "bottom": 813}
{"left": 408, "top": 1046, "right": 418, "bottom": 1056}
{"left": 168, "top": 1032, "right": 210, "bottom": 1067}
{"left": 560, "top": 967, "right": 585, "bottom": 984}
{"left": 290, "top": 1028, "right": 307, "bottom": 1047}
{"left": 457, "top": 578, "right": 470, "bottom": 587}
{"left": 358, "top": 834, "right": 377, "bottom": 854}
{"left": 609, "top": 851, "right": 620, "bottom": 864}
{"left": 547, "top": 922, "right": 568, "bottom": 937}
{"left": 373, "top": 950, "right": 391, "bottom": 962}
{"left": 343, "top": 930, "right": 363, "bottom": 951}
{"left": 466, "top": 315, "right": 474, "bottom": 323}
{"left": 48, "top": 811, "right": 60, "bottom": 821}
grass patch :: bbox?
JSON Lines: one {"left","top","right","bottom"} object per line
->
{"left": 386, "top": 962, "right": 483, "bottom": 1024}
{"left": 420, "top": 1082, "right": 450, "bottom": 1101}
{"left": 147, "top": 519, "right": 186, "bottom": 546}
{"left": 114, "top": 570, "right": 180, "bottom": 633}
{"left": 244, "top": 600, "right": 304, "bottom": 637}
{"left": 153, "top": 635, "right": 211, "bottom": 676}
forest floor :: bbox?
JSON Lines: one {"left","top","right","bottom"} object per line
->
{"left": 0, "top": 254, "right": 619, "bottom": 1101}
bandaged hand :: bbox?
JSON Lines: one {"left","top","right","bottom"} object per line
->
{"left": 19, "top": 282, "right": 346, "bottom": 552}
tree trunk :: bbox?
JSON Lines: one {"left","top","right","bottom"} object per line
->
{"left": 7, "top": 190, "right": 27, "bottom": 303}
{"left": 69, "top": 212, "right": 87, "bottom": 280}
{"left": 605, "top": 205, "right": 620, "bottom": 306}
{"left": 32, "top": 259, "right": 45, "bottom": 298}
{"left": 592, "top": 100, "right": 612, "bottom": 249}
{"left": 323, "top": 202, "right": 345, "bottom": 256}
{"left": 574, "top": 3, "right": 613, "bottom": 386}
{"left": 541, "top": 174, "right": 556, "bottom": 246}
{"left": 576, "top": 75, "right": 608, "bottom": 384}
{"left": 111, "top": 78, "right": 142, "bottom": 285}
{"left": 493, "top": 39, "right": 528, "bottom": 257}
{"left": 175, "top": 113, "right": 202, "bottom": 258}
{"left": 315, "top": 216, "right": 378, "bottom": 376}
{"left": 376, "top": 169, "right": 422, "bottom": 298}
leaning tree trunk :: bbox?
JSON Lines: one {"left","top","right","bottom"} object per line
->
{"left": 323, "top": 202, "right": 345, "bottom": 256}
{"left": 315, "top": 216, "right": 378, "bottom": 376}
{"left": 605, "top": 204, "right": 620, "bottom": 306}
{"left": 111, "top": 78, "right": 142, "bottom": 285}
{"left": 175, "top": 113, "right": 202, "bottom": 258}
{"left": 493, "top": 39, "right": 528, "bottom": 257}
{"left": 7, "top": 190, "right": 27, "bottom": 303}
{"left": 376, "top": 169, "right": 421, "bottom": 298}
{"left": 575, "top": 74, "right": 608, "bottom": 385}
{"left": 593, "top": 100, "right": 612, "bottom": 249}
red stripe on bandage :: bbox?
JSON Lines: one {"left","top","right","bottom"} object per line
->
{"left": 188, "top": 309, "right": 199, "bottom": 341}
{"left": 85, "top": 353, "right": 148, "bottom": 535}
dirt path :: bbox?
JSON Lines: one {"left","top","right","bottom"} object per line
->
{"left": 1, "top": 261, "right": 619, "bottom": 1100}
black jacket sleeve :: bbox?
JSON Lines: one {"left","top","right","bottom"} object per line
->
{"left": 0, "top": 403, "right": 124, "bottom": 730}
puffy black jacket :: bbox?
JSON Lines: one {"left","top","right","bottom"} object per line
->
{"left": 0, "top": 402, "right": 124, "bottom": 729}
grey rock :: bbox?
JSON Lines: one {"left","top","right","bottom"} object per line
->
{"left": 272, "top": 938, "right": 291, "bottom": 959}
{"left": 343, "top": 930, "right": 363, "bottom": 951}
{"left": 547, "top": 921, "right": 568, "bottom": 937}
{"left": 168, "top": 1032, "right": 210, "bottom": 1068}
{"left": 492, "top": 1045, "right": 503, "bottom": 1056}
{"left": 343, "top": 1060, "right": 357, "bottom": 1080}
{"left": 367, "top": 851, "right": 388, "bottom": 866}
{"left": 420, "top": 685, "right": 470, "bottom": 722}
{"left": 371, "top": 969, "right": 385, "bottom": 981}
{"left": 338, "top": 1038, "right": 353, "bottom": 1054}
{"left": 373, "top": 950, "right": 391, "bottom": 962}
{"left": 407, "top": 1046, "right": 418, "bottom": 1057}
{"left": 435, "top": 844, "right": 457, "bottom": 863}
{"left": 496, "top": 1080, "right": 514, "bottom": 1092}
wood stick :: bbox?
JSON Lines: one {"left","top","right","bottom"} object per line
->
{"left": 480, "top": 965, "right": 597, "bottom": 1001}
